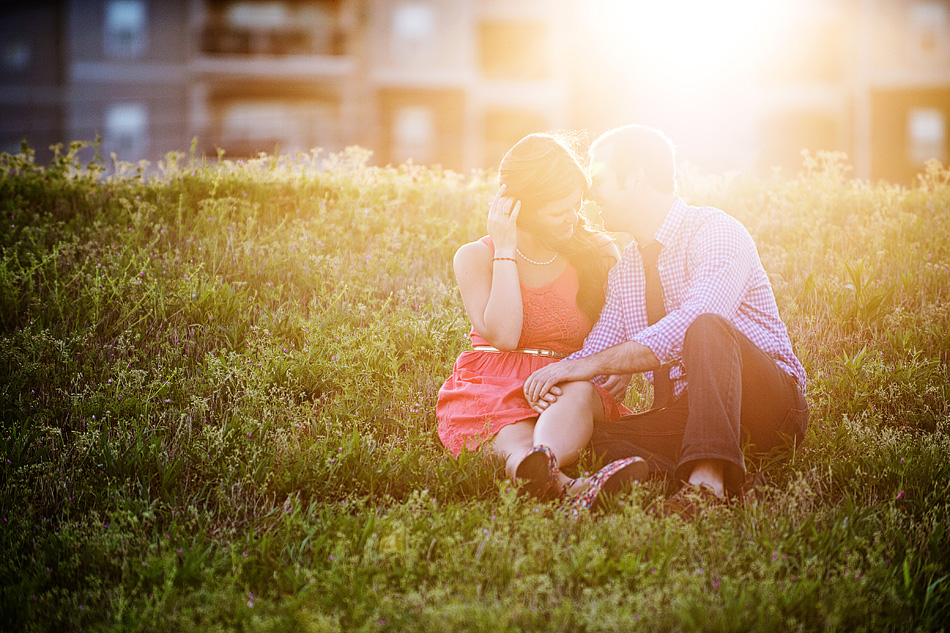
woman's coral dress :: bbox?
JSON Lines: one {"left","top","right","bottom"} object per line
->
{"left": 437, "top": 237, "right": 625, "bottom": 457}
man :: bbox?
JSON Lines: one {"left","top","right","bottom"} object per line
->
{"left": 523, "top": 124, "right": 808, "bottom": 516}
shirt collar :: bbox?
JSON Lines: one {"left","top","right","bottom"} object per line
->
{"left": 652, "top": 196, "right": 688, "bottom": 248}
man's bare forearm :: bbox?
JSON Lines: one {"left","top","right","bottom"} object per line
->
{"left": 572, "top": 341, "right": 662, "bottom": 378}
{"left": 523, "top": 341, "right": 662, "bottom": 409}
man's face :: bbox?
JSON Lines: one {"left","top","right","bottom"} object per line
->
{"left": 588, "top": 153, "right": 631, "bottom": 233}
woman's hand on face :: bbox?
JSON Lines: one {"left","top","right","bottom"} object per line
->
{"left": 487, "top": 184, "right": 521, "bottom": 256}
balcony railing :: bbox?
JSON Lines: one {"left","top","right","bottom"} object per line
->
{"left": 201, "top": 25, "right": 346, "bottom": 57}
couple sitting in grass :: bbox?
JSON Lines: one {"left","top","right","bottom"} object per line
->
{"left": 437, "top": 125, "right": 808, "bottom": 517}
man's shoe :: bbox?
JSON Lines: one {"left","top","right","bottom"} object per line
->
{"left": 661, "top": 484, "right": 726, "bottom": 520}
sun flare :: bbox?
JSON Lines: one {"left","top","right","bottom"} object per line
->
{"left": 584, "top": 0, "right": 780, "bottom": 89}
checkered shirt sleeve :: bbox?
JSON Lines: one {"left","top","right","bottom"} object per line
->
{"left": 569, "top": 197, "right": 807, "bottom": 394}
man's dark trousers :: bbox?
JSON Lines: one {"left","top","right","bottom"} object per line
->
{"left": 591, "top": 313, "right": 809, "bottom": 493}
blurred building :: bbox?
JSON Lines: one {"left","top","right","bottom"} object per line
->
{"left": 858, "top": 0, "right": 950, "bottom": 183}
{"left": 1, "top": 0, "right": 948, "bottom": 182}
{"left": 751, "top": 0, "right": 950, "bottom": 183}
{"left": 0, "top": 0, "right": 571, "bottom": 173}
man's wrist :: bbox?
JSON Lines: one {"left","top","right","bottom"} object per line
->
{"left": 571, "top": 356, "right": 601, "bottom": 381}
{"left": 575, "top": 341, "right": 656, "bottom": 378}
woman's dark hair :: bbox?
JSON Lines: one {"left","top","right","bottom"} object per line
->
{"left": 498, "top": 132, "right": 614, "bottom": 322}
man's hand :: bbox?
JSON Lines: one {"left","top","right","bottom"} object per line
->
{"left": 523, "top": 342, "right": 657, "bottom": 412}
{"left": 601, "top": 373, "right": 632, "bottom": 402}
{"left": 523, "top": 359, "right": 590, "bottom": 412}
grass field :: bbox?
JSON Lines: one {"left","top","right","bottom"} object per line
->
{"left": 1, "top": 142, "right": 949, "bottom": 632}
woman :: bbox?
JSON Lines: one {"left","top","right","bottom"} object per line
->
{"left": 436, "top": 133, "right": 646, "bottom": 509}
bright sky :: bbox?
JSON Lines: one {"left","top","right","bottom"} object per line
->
{"left": 583, "top": 0, "right": 784, "bottom": 89}
{"left": 579, "top": 0, "right": 792, "bottom": 170}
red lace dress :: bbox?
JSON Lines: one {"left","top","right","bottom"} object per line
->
{"left": 437, "top": 237, "right": 626, "bottom": 457}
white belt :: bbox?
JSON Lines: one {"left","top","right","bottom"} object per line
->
{"left": 471, "top": 345, "right": 567, "bottom": 359}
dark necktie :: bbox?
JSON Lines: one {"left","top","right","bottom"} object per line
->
{"left": 639, "top": 242, "right": 672, "bottom": 409}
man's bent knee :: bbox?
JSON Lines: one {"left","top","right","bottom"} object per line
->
{"left": 685, "top": 313, "right": 735, "bottom": 346}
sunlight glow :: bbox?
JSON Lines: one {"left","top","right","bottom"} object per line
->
{"left": 578, "top": 0, "right": 793, "bottom": 172}
{"left": 585, "top": 0, "right": 780, "bottom": 88}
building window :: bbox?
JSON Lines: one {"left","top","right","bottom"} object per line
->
{"left": 202, "top": 1, "right": 342, "bottom": 56}
{"left": 391, "top": 2, "right": 436, "bottom": 63}
{"left": 908, "top": 1, "right": 950, "bottom": 62}
{"left": 2, "top": 40, "right": 31, "bottom": 72}
{"left": 222, "top": 101, "right": 297, "bottom": 154}
{"left": 392, "top": 106, "right": 435, "bottom": 164}
{"left": 907, "top": 108, "right": 946, "bottom": 164}
{"left": 227, "top": 2, "right": 292, "bottom": 55}
{"left": 226, "top": 2, "right": 291, "bottom": 30}
{"left": 104, "top": 0, "right": 148, "bottom": 58}
{"left": 106, "top": 103, "right": 148, "bottom": 159}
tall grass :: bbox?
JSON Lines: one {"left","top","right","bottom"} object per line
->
{"left": 1, "top": 141, "right": 948, "bottom": 632}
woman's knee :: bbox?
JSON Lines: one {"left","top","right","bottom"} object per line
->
{"left": 557, "top": 379, "right": 598, "bottom": 403}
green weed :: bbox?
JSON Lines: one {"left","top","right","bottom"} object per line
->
{"left": 1, "top": 145, "right": 949, "bottom": 631}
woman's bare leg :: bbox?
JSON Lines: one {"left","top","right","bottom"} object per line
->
{"left": 533, "top": 380, "right": 606, "bottom": 490}
{"left": 484, "top": 381, "right": 606, "bottom": 491}
{"left": 488, "top": 420, "right": 537, "bottom": 479}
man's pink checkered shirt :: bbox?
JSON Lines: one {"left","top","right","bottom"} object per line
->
{"left": 571, "top": 196, "right": 807, "bottom": 396}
